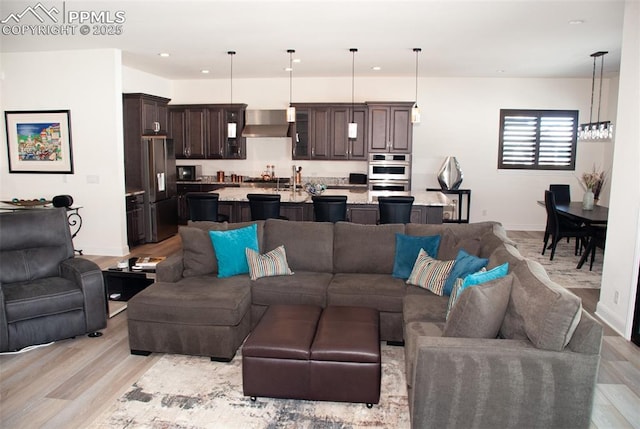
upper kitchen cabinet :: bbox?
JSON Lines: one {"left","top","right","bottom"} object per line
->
{"left": 123, "top": 93, "right": 171, "bottom": 190}
{"left": 330, "top": 104, "right": 367, "bottom": 161}
{"left": 168, "top": 104, "right": 247, "bottom": 159}
{"left": 367, "top": 102, "right": 413, "bottom": 153}
{"left": 291, "top": 103, "right": 366, "bottom": 161}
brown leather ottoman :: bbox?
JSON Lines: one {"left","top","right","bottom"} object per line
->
{"left": 242, "top": 304, "right": 381, "bottom": 406}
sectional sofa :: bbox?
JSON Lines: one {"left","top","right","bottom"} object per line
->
{"left": 127, "top": 219, "right": 602, "bottom": 429}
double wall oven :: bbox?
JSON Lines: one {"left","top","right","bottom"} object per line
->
{"left": 368, "top": 153, "right": 411, "bottom": 191}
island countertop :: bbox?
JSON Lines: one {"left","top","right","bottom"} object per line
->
{"left": 213, "top": 187, "right": 451, "bottom": 206}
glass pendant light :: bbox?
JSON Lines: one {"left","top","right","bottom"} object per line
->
{"left": 578, "top": 51, "right": 613, "bottom": 141}
{"left": 286, "top": 49, "right": 296, "bottom": 122}
{"left": 411, "top": 48, "right": 422, "bottom": 124}
{"left": 348, "top": 48, "right": 358, "bottom": 139}
{"left": 227, "top": 50, "right": 237, "bottom": 138}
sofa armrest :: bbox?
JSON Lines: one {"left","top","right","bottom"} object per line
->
{"left": 410, "top": 336, "right": 599, "bottom": 429}
{"left": 0, "top": 283, "right": 8, "bottom": 351}
{"left": 156, "top": 252, "right": 184, "bottom": 283}
{"left": 60, "top": 258, "right": 107, "bottom": 332}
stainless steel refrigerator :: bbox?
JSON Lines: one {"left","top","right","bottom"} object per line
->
{"left": 142, "top": 136, "right": 178, "bottom": 242}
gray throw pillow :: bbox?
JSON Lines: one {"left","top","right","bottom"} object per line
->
{"left": 180, "top": 225, "right": 225, "bottom": 277}
{"left": 442, "top": 274, "right": 514, "bottom": 338}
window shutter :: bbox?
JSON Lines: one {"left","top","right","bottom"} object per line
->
{"left": 498, "top": 109, "right": 578, "bottom": 170}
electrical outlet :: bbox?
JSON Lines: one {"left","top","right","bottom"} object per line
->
{"left": 614, "top": 291, "right": 619, "bottom": 304}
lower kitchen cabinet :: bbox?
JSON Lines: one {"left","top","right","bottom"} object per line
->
{"left": 126, "top": 193, "right": 146, "bottom": 245}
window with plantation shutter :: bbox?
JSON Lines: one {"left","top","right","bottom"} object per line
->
{"left": 498, "top": 109, "right": 578, "bottom": 170}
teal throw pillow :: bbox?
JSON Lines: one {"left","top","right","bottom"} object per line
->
{"left": 209, "top": 224, "right": 259, "bottom": 278}
{"left": 392, "top": 233, "right": 441, "bottom": 279}
{"left": 446, "top": 263, "right": 509, "bottom": 319}
{"left": 442, "top": 249, "right": 489, "bottom": 296}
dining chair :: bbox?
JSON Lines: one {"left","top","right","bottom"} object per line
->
{"left": 186, "top": 192, "right": 229, "bottom": 222}
{"left": 542, "top": 190, "right": 590, "bottom": 260}
{"left": 579, "top": 225, "right": 607, "bottom": 271}
{"left": 549, "top": 184, "right": 571, "bottom": 205}
{"left": 312, "top": 195, "right": 348, "bottom": 223}
{"left": 378, "top": 196, "right": 414, "bottom": 224}
{"left": 247, "top": 194, "right": 288, "bottom": 221}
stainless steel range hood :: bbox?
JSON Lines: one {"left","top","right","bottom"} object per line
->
{"left": 241, "top": 110, "right": 290, "bottom": 138}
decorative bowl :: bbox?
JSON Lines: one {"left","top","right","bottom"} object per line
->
{"left": 303, "top": 182, "right": 327, "bottom": 196}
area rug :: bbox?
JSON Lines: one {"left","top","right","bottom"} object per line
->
{"left": 90, "top": 344, "right": 409, "bottom": 429}
{"left": 510, "top": 236, "right": 603, "bottom": 289}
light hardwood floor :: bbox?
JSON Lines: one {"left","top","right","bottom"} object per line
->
{"left": 0, "top": 231, "right": 638, "bottom": 428}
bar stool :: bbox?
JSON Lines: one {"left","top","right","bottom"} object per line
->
{"left": 247, "top": 194, "right": 288, "bottom": 221}
{"left": 312, "top": 195, "right": 348, "bottom": 222}
{"left": 378, "top": 196, "right": 414, "bottom": 224}
{"left": 186, "top": 192, "right": 229, "bottom": 222}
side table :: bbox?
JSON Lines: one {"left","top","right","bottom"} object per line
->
{"left": 102, "top": 257, "right": 155, "bottom": 302}
{"left": 426, "top": 188, "right": 471, "bottom": 223}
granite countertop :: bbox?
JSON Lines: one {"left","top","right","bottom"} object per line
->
{"left": 125, "top": 189, "right": 145, "bottom": 197}
{"left": 214, "top": 187, "right": 450, "bottom": 206}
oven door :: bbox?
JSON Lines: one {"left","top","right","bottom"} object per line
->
{"left": 368, "top": 162, "right": 410, "bottom": 181}
{"left": 369, "top": 180, "right": 410, "bottom": 192}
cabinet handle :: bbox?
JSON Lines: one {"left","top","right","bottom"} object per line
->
{"left": 312, "top": 147, "right": 315, "bottom": 156}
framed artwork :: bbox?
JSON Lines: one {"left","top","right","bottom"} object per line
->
{"left": 5, "top": 110, "right": 73, "bottom": 174}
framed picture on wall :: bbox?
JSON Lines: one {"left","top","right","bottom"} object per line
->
{"left": 4, "top": 110, "right": 74, "bottom": 174}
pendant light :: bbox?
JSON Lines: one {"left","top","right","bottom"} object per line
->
{"left": 348, "top": 48, "right": 358, "bottom": 139}
{"left": 227, "top": 50, "right": 237, "bottom": 139}
{"left": 411, "top": 48, "right": 422, "bottom": 124}
{"left": 286, "top": 49, "right": 296, "bottom": 122}
{"left": 578, "top": 51, "right": 613, "bottom": 141}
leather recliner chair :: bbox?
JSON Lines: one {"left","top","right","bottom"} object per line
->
{"left": 0, "top": 208, "right": 107, "bottom": 351}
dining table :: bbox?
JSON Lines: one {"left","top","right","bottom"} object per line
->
{"left": 553, "top": 202, "right": 608, "bottom": 269}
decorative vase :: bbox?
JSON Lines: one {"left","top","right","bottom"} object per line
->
{"left": 437, "top": 156, "right": 463, "bottom": 190}
{"left": 582, "top": 190, "right": 594, "bottom": 210}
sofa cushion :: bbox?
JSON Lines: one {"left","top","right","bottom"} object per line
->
{"left": 333, "top": 222, "right": 404, "bottom": 274}
{"left": 442, "top": 249, "right": 489, "bottom": 296}
{"left": 209, "top": 224, "right": 259, "bottom": 278}
{"left": 128, "top": 276, "right": 251, "bottom": 326}
{"left": 263, "top": 219, "right": 333, "bottom": 273}
{"left": 251, "top": 271, "right": 331, "bottom": 307}
{"left": 446, "top": 263, "right": 509, "bottom": 318}
{"left": 180, "top": 226, "right": 221, "bottom": 278}
{"left": 328, "top": 273, "right": 406, "bottom": 312}
{"left": 500, "top": 259, "right": 582, "bottom": 351}
{"left": 3, "top": 276, "right": 84, "bottom": 323}
{"left": 406, "top": 250, "right": 455, "bottom": 296}
{"left": 245, "top": 245, "right": 293, "bottom": 280}
{"left": 403, "top": 321, "right": 443, "bottom": 388}
{"left": 403, "top": 287, "right": 450, "bottom": 324}
{"left": 392, "top": 233, "right": 441, "bottom": 279}
{"left": 442, "top": 274, "right": 513, "bottom": 339}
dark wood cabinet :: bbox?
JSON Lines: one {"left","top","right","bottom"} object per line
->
{"left": 123, "top": 93, "right": 171, "bottom": 191}
{"left": 367, "top": 102, "right": 413, "bottom": 153}
{"left": 126, "top": 193, "right": 146, "bottom": 245}
{"left": 292, "top": 103, "right": 367, "bottom": 161}
{"left": 330, "top": 105, "right": 367, "bottom": 160}
{"left": 169, "top": 104, "right": 247, "bottom": 160}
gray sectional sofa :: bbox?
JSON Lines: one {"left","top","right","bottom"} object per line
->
{"left": 127, "top": 219, "right": 602, "bottom": 428}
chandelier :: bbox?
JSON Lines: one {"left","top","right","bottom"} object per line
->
{"left": 579, "top": 51, "right": 613, "bottom": 141}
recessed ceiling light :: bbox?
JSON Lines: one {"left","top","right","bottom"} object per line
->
{"left": 568, "top": 19, "right": 584, "bottom": 25}
{"left": 372, "top": 66, "right": 381, "bottom": 71}
{"left": 496, "top": 69, "right": 506, "bottom": 74}
{"left": 284, "top": 67, "right": 293, "bottom": 72}
{"left": 201, "top": 69, "right": 210, "bottom": 74}
{"left": 293, "top": 58, "right": 301, "bottom": 64}
{"left": 158, "top": 52, "right": 170, "bottom": 57}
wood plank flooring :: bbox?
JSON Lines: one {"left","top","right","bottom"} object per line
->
{"left": 0, "top": 231, "right": 638, "bottom": 428}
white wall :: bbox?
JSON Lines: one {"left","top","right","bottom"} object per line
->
{"left": 596, "top": 0, "right": 640, "bottom": 338}
{"left": 0, "top": 49, "right": 127, "bottom": 255}
{"left": 171, "top": 75, "right": 615, "bottom": 230}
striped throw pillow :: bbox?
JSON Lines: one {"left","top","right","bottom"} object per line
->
{"left": 406, "top": 249, "right": 455, "bottom": 296}
{"left": 245, "top": 245, "right": 294, "bottom": 280}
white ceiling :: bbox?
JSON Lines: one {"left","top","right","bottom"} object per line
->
{"left": 0, "top": 0, "right": 625, "bottom": 80}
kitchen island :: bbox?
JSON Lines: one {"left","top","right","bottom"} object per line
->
{"left": 212, "top": 187, "right": 449, "bottom": 224}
